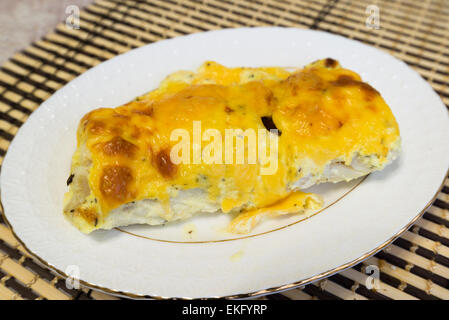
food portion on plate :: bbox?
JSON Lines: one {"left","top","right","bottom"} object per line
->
{"left": 63, "top": 59, "right": 401, "bottom": 234}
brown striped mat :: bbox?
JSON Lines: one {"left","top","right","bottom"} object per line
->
{"left": 0, "top": 0, "right": 448, "bottom": 300}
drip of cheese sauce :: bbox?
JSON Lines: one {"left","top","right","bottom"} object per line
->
{"left": 72, "top": 59, "right": 400, "bottom": 229}
{"left": 228, "top": 191, "right": 323, "bottom": 234}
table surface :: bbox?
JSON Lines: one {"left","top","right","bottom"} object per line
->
{"left": 0, "top": 0, "right": 448, "bottom": 300}
{"left": 0, "top": 0, "right": 93, "bottom": 65}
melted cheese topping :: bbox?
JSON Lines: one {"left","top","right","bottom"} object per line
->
{"left": 69, "top": 59, "right": 400, "bottom": 229}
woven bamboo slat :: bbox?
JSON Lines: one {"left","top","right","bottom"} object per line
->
{"left": 0, "top": 0, "right": 448, "bottom": 300}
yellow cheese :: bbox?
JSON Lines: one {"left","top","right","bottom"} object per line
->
{"left": 228, "top": 191, "right": 323, "bottom": 234}
{"left": 67, "top": 59, "right": 400, "bottom": 231}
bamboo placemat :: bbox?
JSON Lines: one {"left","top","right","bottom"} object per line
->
{"left": 0, "top": 0, "right": 448, "bottom": 300}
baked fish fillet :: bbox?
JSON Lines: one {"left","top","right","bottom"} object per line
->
{"left": 63, "top": 59, "right": 400, "bottom": 234}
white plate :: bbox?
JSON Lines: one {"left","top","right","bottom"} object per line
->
{"left": 1, "top": 27, "right": 449, "bottom": 299}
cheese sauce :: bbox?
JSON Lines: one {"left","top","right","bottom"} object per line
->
{"left": 72, "top": 59, "right": 400, "bottom": 228}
